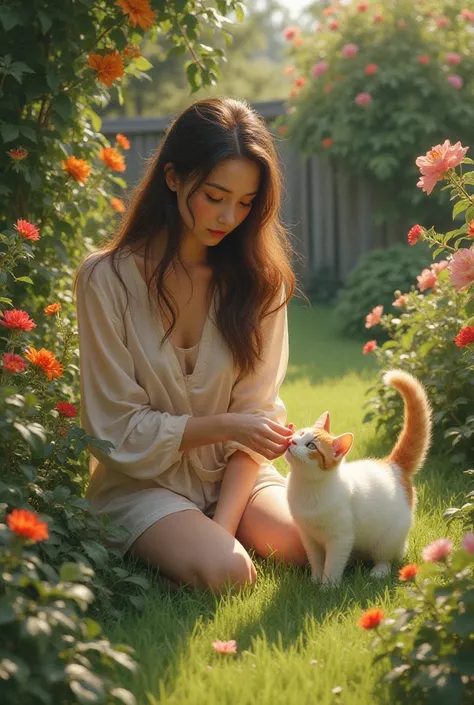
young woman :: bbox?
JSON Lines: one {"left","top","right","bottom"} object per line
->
{"left": 75, "top": 97, "right": 307, "bottom": 594}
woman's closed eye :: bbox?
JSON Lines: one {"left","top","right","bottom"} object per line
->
{"left": 206, "top": 194, "right": 253, "bottom": 208}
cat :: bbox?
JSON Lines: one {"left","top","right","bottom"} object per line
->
{"left": 285, "top": 369, "right": 432, "bottom": 587}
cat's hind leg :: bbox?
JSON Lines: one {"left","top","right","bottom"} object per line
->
{"left": 370, "top": 523, "right": 411, "bottom": 578}
{"left": 298, "top": 528, "right": 325, "bottom": 583}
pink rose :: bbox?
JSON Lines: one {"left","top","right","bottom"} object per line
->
{"left": 461, "top": 533, "right": 474, "bottom": 554}
{"left": 362, "top": 340, "right": 377, "bottom": 354}
{"left": 365, "top": 63, "right": 378, "bottom": 76}
{"left": 446, "top": 52, "right": 461, "bottom": 65}
{"left": 430, "top": 260, "right": 449, "bottom": 275}
{"left": 355, "top": 92, "right": 372, "bottom": 107}
{"left": 365, "top": 305, "right": 383, "bottom": 328}
{"left": 421, "top": 538, "right": 453, "bottom": 562}
{"left": 417, "top": 268, "right": 437, "bottom": 292}
{"left": 283, "top": 26, "right": 299, "bottom": 41}
{"left": 416, "top": 139, "right": 469, "bottom": 195}
{"left": 312, "top": 61, "right": 329, "bottom": 77}
{"left": 460, "top": 9, "right": 474, "bottom": 22}
{"left": 343, "top": 43, "right": 359, "bottom": 59}
{"left": 447, "top": 74, "right": 463, "bottom": 90}
{"left": 393, "top": 295, "right": 408, "bottom": 308}
{"left": 448, "top": 248, "right": 474, "bottom": 290}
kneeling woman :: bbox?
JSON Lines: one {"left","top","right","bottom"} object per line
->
{"left": 75, "top": 97, "right": 307, "bottom": 593}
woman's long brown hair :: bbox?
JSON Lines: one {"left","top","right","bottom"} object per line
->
{"left": 75, "top": 97, "right": 297, "bottom": 376}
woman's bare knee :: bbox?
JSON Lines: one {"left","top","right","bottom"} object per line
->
{"left": 190, "top": 549, "right": 257, "bottom": 594}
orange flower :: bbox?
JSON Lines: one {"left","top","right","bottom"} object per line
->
{"left": 295, "top": 77, "right": 307, "bottom": 88}
{"left": 62, "top": 156, "right": 91, "bottom": 184}
{"left": 56, "top": 401, "right": 77, "bottom": 417}
{"left": 14, "top": 219, "right": 40, "bottom": 241}
{"left": 418, "top": 54, "right": 430, "bottom": 65}
{"left": 116, "top": 0, "right": 156, "bottom": 31}
{"left": 24, "top": 347, "right": 63, "bottom": 380}
{"left": 44, "top": 303, "right": 62, "bottom": 316}
{"left": 7, "top": 508, "right": 49, "bottom": 542}
{"left": 111, "top": 197, "right": 126, "bottom": 212}
{"left": 358, "top": 608, "right": 384, "bottom": 629}
{"left": 407, "top": 224, "right": 423, "bottom": 246}
{"left": 99, "top": 147, "right": 126, "bottom": 172}
{"left": 468, "top": 220, "right": 474, "bottom": 237}
{"left": 0, "top": 309, "right": 36, "bottom": 331}
{"left": 2, "top": 353, "right": 27, "bottom": 374}
{"left": 116, "top": 133, "right": 130, "bottom": 150}
{"left": 8, "top": 148, "right": 28, "bottom": 161}
{"left": 88, "top": 51, "right": 124, "bottom": 87}
{"left": 398, "top": 564, "right": 419, "bottom": 581}
{"left": 123, "top": 45, "right": 141, "bottom": 59}
{"left": 278, "top": 125, "right": 288, "bottom": 136}
{"left": 322, "top": 137, "right": 333, "bottom": 149}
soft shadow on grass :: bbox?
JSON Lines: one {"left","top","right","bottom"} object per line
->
{"left": 286, "top": 302, "right": 376, "bottom": 385}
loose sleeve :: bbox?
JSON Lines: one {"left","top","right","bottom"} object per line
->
{"left": 75, "top": 268, "right": 191, "bottom": 480}
{"left": 223, "top": 289, "right": 289, "bottom": 466}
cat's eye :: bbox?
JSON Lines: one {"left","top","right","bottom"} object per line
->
{"left": 307, "top": 442, "right": 317, "bottom": 450}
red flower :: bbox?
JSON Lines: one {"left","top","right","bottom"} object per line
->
{"left": 398, "top": 564, "right": 419, "bottom": 581}
{"left": 14, "top": 219, "right": 40, "bottom": 241}
{"left": 2, "top": 353, "right": 27, "bottom": 374}
{"left": 295, "top": 77, "right": 307, "bottom": 88}
{"left": 56, "top": 401, "right": 78, "bottom": 418}
{"left": 418, "top": 54, "right": 430, "bottom": 65}
{"left": 365, "top": 63, "right": 378, "bottom": 76}
{"left": 362, "top": 340, "right": 377, "bottom": 354}
{"left": 468, "top": 220, "right": 474, "bottom": 238}
{"left": 0, "top": 309, "right": 36, "bottom": 331}
{"left": 8, "top": 148, "right": 28, "bottom": 161}
{"left": 7, "top": 508, "right": 49, "bottom": 542}
{"left": 407, "top": 224, "right": 423, "bottom": 246}
{"left": 321, "top": 137, "right": 333, "bottom": 149}
{"left": 454, "top": 326, "right": 474, "bottom": 347}
{"left": 358, "top": 608, "right": 384, "bottom": 629}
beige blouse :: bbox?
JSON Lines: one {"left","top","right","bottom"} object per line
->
{"left": 75, "top": 247, "right": 289, "bottom": 514}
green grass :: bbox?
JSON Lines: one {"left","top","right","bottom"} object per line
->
{"left": 105, "top": 303, "right": 470, "bottom": 705}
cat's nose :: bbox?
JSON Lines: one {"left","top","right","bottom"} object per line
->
{"left": 289, "top": 439, "right": 297, "bottom": 445}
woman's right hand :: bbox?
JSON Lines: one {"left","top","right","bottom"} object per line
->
{"left": 226, "top": 413, "right": 293, "bottom": 461}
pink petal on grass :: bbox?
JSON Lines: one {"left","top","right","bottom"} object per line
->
{"left": 212, "top": 639, "right": 237, "bottom": 654}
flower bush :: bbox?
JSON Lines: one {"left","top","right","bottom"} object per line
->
{"left": 0, "top": 507, "right": 137, "bottom": 705}
{"left": 360, "top": 534, "right": 474, "bottom": 703}
{"left": 278, "top": 0, "right": 474, "bottom": 225}
{"left": 334, "top": 242, "right": 433, "bottom": 338}
{"left": 363, "top": 139, "right": 474, "bottom": 467}
{"left": 0, "top": 0, "right": 245, "bottom": 697}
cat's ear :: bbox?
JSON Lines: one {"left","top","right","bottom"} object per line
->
{"left": 314, "top": 411, "right": 331, "bottom": 432}
{"left": 333, "top": 433, "right": 353, "bottom": 458}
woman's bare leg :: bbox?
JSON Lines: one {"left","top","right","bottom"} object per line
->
{"left": 236, "top": 485, "right": 308, "bottom": 566}
{"left": 130, "top": 509, "right": 256, "bottom": 594}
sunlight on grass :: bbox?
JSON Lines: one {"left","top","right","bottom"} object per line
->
{"left": 106, "top": 303, "right": 471, "bottom": 705}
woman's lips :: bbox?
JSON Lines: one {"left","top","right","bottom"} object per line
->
{"left": 208, "top": 229, "right": 227, "bottom": 236}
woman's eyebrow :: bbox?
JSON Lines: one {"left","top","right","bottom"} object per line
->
{"left": 204, "top": 181, "right": 258, "bottom": 196}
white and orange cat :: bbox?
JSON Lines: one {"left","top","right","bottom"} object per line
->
{"left": 285, "top": 370, "right": 432, "bottom": 587}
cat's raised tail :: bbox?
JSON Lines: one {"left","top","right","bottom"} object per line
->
{"left": 384, "top": 370, "right": 432, "bottom": 477}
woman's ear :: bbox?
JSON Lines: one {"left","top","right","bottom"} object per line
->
{"left": 164, "top": 162, "right": 178, "bottom": 192}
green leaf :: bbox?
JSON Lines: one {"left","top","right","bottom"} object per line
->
{"left": 110, "top": 688, "right": 136, "bottom": 705}
{"left": 14, "top": 275, "right": 33, "bottom": 285}
{"left": 452, "top": 199, "right": 470, "bottom": 219}
{"left": 0, "top": 123, "right": 20, "bottom": 143}
{"left": 123, "top": 575, "right": 149, "bottom": 590}
{"left": 59, "top": 562, "right": 83, "bottom": 582}
{"left": 81, "top": 539, "right": 109, "bottom": 567}
{"left": 66, "top": 664, "right": 105, "bottom": 704}
{"left": 0, "top": 8, "right": 21, "bottom": 31}
{"left": 134, "top": 57, "right": 153, "bottom": 71}
{"left": 0, "top": 600, "right": 15, "bottom": 625}
{"left": 37, "top": 10, "right": 52, "bottom": 34}
{"left": 235, "top": 3, "right": 246, "bottom": 23}
{"left": 13, "top": 422, "right": 47, "bottom": 456}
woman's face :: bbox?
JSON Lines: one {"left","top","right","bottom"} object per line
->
{"left": 167, "top": 157, "right": 261, "bottom": 247}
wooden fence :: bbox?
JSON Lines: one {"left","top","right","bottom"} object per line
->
{"left": 103, "top": 99, "right": 408, "bottom": 286}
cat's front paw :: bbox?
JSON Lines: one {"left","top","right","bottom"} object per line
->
{"left": 321, "top": 575, "right": 341, "bottom": 590}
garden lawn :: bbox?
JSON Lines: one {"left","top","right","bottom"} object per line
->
{"left": 105, "top": 303, "right": 470, "bottom": 705}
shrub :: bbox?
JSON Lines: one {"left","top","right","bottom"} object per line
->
{"left": 0, "top": 508, "right": 137, "bottom": 705}
{"left": 278, "top": 0, "right": 474, "bottom": 225}
{"left": 334, "top": 243, "right": 432, "bottom": 338}
{"left": 361, "top": 535, "right": 474, "bottom": 704}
